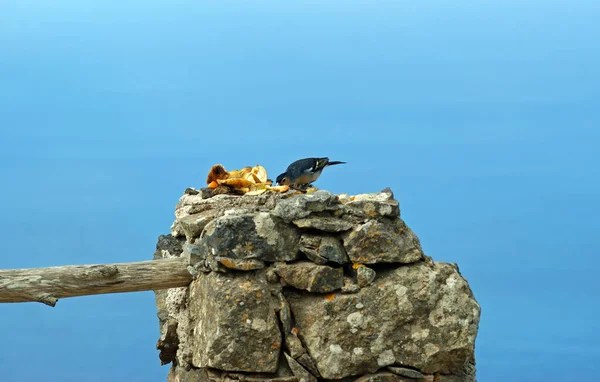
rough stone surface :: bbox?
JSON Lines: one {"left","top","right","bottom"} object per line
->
{"left": 435, "top": 374, "right": 476, "bottom": 382}
{"left": 275, "top": 262, "right": 344, "bottom": 293}
{"left": 387, "top": 366, "right": 425, "bottom": 379}
{"left": 188, "top": 270, "right": 281, "bottom": 373}
{"left": 292, "top": 216, "right": 354, "bottom": 232}
{"left": 285, "top": 354, "right": 317, "bottom": 382}
{"left": 284, "top": 262, "right": 480, "bottom": 379}
{"left": 153, "top": 234, "right": 186, "bottom": 365}
{"left": 178, "top": 210, "right": 218, "bottom": 240}
{"left": 216, "top": 257, "right": 265, "bottom": 271}
{"left": 299, "top": 234, "right": 348, "bottom": 265}
{"left": 342, "top": 218, "right": 423, "bottom": 264}
{"left": 272, "top": 190, "right": 340, "bottom": 222}
{"left": 355, "top": 264, "right": 377, "bottom": 287}
{"left": 354, "top": 373, "right": 413, "bottom": 382}
{"left": 155, "top": 187, "right": 479, "bottom": 382}
{"left": 341, "top": 277, "right": 361, "bottom": 294}
{"left": 198, "top": 213, "right": 300, "bottom": 262}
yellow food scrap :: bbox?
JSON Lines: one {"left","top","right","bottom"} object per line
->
{"left": 204, "top": 164, "right": 288, "bottom": 196}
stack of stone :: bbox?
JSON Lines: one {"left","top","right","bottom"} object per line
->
{"left": 154, "top": 188, "right": 480, "bottom": 382}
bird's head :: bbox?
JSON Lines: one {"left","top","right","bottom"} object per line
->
{"left": 276, "top": 172, "right": 290, "bottom": 186}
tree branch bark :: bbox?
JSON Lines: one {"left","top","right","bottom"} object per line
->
{"left": 0, "top": 258, "right": 193, "bottom": 307}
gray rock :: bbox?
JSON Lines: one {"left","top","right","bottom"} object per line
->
{"left": 277, "top": 292, "right": 293, "bottom": 334}
{"left": 354, "top": 372, "right": 413, "bottom": 382}
{"left": 182, "top": 243, "right": 204, "bottom": 267}
{"left": 153, "top": 235, "right": 185, "bottom": 330}
{"left": 341, "top": 277, "right": 360, "bottom": 294}
{"left": 435, "top": 374, "right": 476, "bottom": 382}
{"left": 157, "top": 187, "right": 480, "bottom": 381}
{"left": 292, "top": 216, "right": 354, "bottom": 232}
{"left": 334, "top": 189, "right": 400, "bottom": 223}
{"left": 272, "top": 191, "right": 340, "bottom": 222}
{"left": 216, "top": 257, "right": 265, "bottom": 271}
{"left": 387, "top": 366, "right": 425, "bottom": 379}
{"left": 355, "top": 264, "right": 376, "bottom": 287}
{"left": 284, "top": 331, "right": 306, "bottom": 359}
{"left": 184, "top": 187, "right": 200, "bottom": 195}
{"left": 284, "top": 262, "right": 480, "bottom": 379}
{"left": 285, "top": 354, "right": 317, "bottom": 382}
{"left": 178, "top": 210, "right": 218, "bottom": 240}
{"left": 319, "top": 236, "right": 349, "bottom": 264}
{"left": 296, "top": 354, "right": 321, "bottom": 379}
{"left": 157, "top": 318, "right": 179, "bottom": 366}
{"left": 175, "top": 190, "right": 289, "bottom": 221}
{"left": 342, "top": 219, "right": 423, "bottom": 264}
{"left": 300, "top": 248, "right": 328, "bottom": 265}
{"left": 189, "top": 270, "right": 281, "bottom": 373}
{"left": 298, "top": 235, "right": 327, "bottom": 264}
{"left": 197, "top": 213, "right": 300, "bottom": 262}
{"left": 275, "top": 262, "right": 344, "bottom": 293}
{"left": 153, "top": 234, "right": 185, "bottom": 260}
{"left": 187, "top": 368, "right": 299, "bottom": 382}
{"left": 299, "top": 234, "right": 348, "bottom": 265}
{"left": 167, "top": 366, "right": 206, "bottom": 382}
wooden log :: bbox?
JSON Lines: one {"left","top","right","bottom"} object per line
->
{"left": 0, "top": 257, "right": 193, "bottom": 307}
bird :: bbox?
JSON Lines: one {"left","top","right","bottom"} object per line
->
{"left": 276, "top": 157, "right": 346, "bottom": 188}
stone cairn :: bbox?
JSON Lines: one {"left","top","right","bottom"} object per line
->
{"left": 153, "top": 188, "right": 480, "bottom": 382}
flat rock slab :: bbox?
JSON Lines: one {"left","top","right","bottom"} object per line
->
{"left": 285, "top": 354, "right": 317, "bottom": 382}
{"left": 189, "top": 270, "right": 281, "bottom": 373}
{"left": 299, "top": 234, "right": 348, "bottom": 265}
{"left": 197, "top": 213, "right": 300, "bottom": 262}
{"left": 275, "top": 262, "right": 344, "bottom": 293}
{"left": 272, "top": 191, "right": 341, "bottom": 222}
{"left": 342, "top": 218, "right": 423, "bottom": 264}
{"left": 178, "top": 210, "right": 218, "bottom": 240}
{"left": 292, "top": 216, "right": 354, "bottom": 232}
{"left": 355, "top": 372, "right": 414, "bottom": 382}
{"left": 284, "top": 262, "right": 480, "bottom": 379}
{"left": 216, "top": 257, "right": 265, "bottom": 271}
{"left": 387, "top": 366, "right": 425, "bottom": 379}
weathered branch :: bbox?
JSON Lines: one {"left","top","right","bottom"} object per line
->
{"left": 0, "top": 257, "right": 193, "bottom": 307}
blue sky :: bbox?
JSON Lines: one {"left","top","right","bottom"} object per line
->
{"left": 1, "top": 1, "right": 599, "bottom": 381}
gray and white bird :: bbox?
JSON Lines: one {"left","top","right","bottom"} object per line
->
{"left": 276, "top": 157, "right": 346, "bottom": 188}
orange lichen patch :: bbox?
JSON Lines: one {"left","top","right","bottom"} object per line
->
{"left": 324, "top": 293, "right": 336, "bottom": 301}
{"left": 291, "top": 327, "right": 298, "bottom": 335}
{"left": 350, "top": 196, "right": 355, "bottom": 201}
{"left": 434, "top": 343, "right": 440, "bottom": 348}
{"left": 208, "top": 181, "right": 219, "bottom": 188}
{"left": 434, "top": 376, "right": 441, "bottom": 381}
{"left": 352, "top": 263, "right": 363, "bottom": 270}
{"left": 270, "top": 341, "right": 280, "bottom": 350}
{"left": 255, "top": 292, "right": 263, "bottom": 300}
{"left": 219, "top": 258, "right": 236, "bottom": 269}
